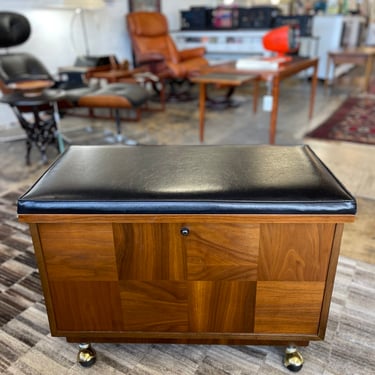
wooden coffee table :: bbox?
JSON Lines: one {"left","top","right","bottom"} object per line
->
{"left": 325, "top": 47, "right": 375, "bottom": 92}
{"left": 198, "top": 57, "right": 318, "bottom": 144}
{"left": 190, "top": 72, "right": 259, "bottom": 143}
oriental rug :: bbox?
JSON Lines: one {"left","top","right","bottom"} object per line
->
{"left": 306, "top": 96, "right": 375, "bottom": 145}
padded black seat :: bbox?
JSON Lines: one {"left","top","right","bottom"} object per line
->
{"left": 18, "top": 145, "right": 356, "bottom": 215}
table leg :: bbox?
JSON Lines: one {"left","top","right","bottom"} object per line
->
{"left": 269, "top": 77, "right": 279, "bottom": 145}
{"left": 160, "top": 78, "right": 166, "bottom": 111}
{"left": 364, "top": 55, "right": 373, "bottom": 92}
{"left": 11, "top": 104, "right": 59, "bottom": 165}
{"left": 309, "top": 61, "right": 318, "bottom": 120}
{"left": 253, "top": 79, "right": 259, "bottom": 114}
{"left": 199, "top": 82, "right": 207, "bottom": 143}
{"left": 52, "top": 101, "right": 65, "bottom": 153}
{"left": 325, "top": 54, "right": 331, "bottom": 92}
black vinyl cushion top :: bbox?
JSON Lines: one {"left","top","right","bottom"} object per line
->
{"left": 17, "top": 145, "right": 356, "bottom": 215}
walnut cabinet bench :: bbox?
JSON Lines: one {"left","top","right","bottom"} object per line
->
{"left": 17, "top": 145, "right": 356, "bottom": 371}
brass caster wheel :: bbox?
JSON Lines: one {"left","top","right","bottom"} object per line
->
{"left": 283, "top": 345, "right": 304, "bottom": 372}
{"left": 77, "top": 343, "right": 96, "bottom": 367}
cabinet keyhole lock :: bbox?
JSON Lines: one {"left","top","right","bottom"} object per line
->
{"left": 180, "top": 227, "right": 190, "bottom": 236}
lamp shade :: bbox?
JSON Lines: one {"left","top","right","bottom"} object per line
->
{"left": 49, "top": 0, "right": 105, "bottom": 9}
{"left": 262, "top": 25, "right": 300, "bottom": 57}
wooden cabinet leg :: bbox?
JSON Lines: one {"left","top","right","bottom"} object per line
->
{"left": 77, "top": 343, "right": 96, "bottom": 367}
{"left": 283, "top": 345, "right": 304, "bottom": 372}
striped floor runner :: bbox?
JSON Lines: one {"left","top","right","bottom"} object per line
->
{"left": 1, "top": 187, "right": 374, "bottom": 375}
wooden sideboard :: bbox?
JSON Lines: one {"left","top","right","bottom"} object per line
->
{"left": 171, "top": 30, "right": 268, "bottom": 61}
{"left": 18, "top": 145, "right": 356, "bottom": 371}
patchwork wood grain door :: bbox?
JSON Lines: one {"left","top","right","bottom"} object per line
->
{"left": 34, "top": 219, "right": 339, "bottom": 340}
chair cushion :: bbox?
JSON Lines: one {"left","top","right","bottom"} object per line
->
{"left": 0, "top": 53, "right": 52, "bottom": 83}
{"left": 76, "top": 83, "right": 149, "bottom": 108}
{"left": 127, "top": 12, "right": 168, "bottom": 37}
{"left": 17, "top": 145, "right": 357, "bottom": 215}
{"left": 167, "top": 57, "right": 209, "bottom": 77}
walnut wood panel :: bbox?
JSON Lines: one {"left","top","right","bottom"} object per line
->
{"left": 29, "top": 224, "right": 58, "bottom": 333}
{"left": 25, "top": 217, "right": 348, "bottom": 344}
{"left": 318, "top": 223, "right": 344, "bottom": 338}
{"left": 120, "top": 281, "right": 188, "bottom": 332}
{"left": 66, "top": 336, "right": 311, "bottom": 346}
{"left": 188, "top": 281, "right": 256, "bottom": 332}
{"left": 113, "top": 222, "right": 259, "bottom": 282}
{"left": 50, "top": 281, "right": 123, "bottom": 332}
{"left": 258, "top": 223, "right": 335, "bottom": 281}
{"left": 113, "top": 223, "right": 186, "bottom": 280}
{"left": 184, "top": 223, "right": 259, "bottom": 281}
{"left": 38, "top": 223, "right": 117, "bottom": 281}
{"left": 254, "top": 281, "right": 325, "bottom": 334}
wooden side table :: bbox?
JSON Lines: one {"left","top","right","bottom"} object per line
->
{"left": 325, "top": 47, "right": 375, "bottom": 92}
{"left": 0, "top": 81, "right": 65, "bottom": 164}
{"left": 190, "top": 72, "right": 259, "bottom": 143}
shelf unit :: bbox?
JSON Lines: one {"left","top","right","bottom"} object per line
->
{"left": 171, "top": 30, "right": 269, "bottom": 61}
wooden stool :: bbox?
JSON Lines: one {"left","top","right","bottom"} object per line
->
{"left": 325, "top": 47, "right": 375, "bottom": 92}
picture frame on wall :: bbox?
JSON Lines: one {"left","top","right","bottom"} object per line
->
{"left": 128, "top": 0, "right": 161, "bottom": 12}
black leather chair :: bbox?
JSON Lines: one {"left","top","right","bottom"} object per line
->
{"left": 0, "top": 11, "right": 149, "bottom": 164}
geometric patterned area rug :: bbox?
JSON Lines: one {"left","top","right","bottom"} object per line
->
{"left": 1, "top": 186, "right": 375, "bottom": 374}
{"left": 306, "top": 96, "right": 375, "bottom": 145}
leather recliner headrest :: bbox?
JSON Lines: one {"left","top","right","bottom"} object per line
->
{"left": 127, "top": 12, "right": 167, "bottom": 37}
{"left": 0, "top": 12, "right": 31, "bottom": 48}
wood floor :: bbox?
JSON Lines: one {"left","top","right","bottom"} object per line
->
{"left": 1, "top": 71, "right": 374, "bottom": 266}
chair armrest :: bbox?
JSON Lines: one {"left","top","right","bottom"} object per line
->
{"left": 179, "top": 47, "right": 206, "bottom": 61}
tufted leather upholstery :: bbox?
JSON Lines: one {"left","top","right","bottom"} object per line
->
{"left": 18, "top": 145, "right": 357, "bottom": 215}
{"left": 126, "top": 12, "right": 208, "bottom": 79}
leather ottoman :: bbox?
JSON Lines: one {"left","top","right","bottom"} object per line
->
{"left": 18, "top": 145, "right": 356, "bottom": 371}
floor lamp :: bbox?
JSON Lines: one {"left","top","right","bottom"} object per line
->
{"left": 59, "top": 0, "right": 106, "bottom": 58}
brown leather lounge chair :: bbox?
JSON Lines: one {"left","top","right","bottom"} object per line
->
{"left": 0, "top": 11, "right": 149, "bottom": 165}
{"left": 126, "top": 11, "right": 209, "bottom": 101}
